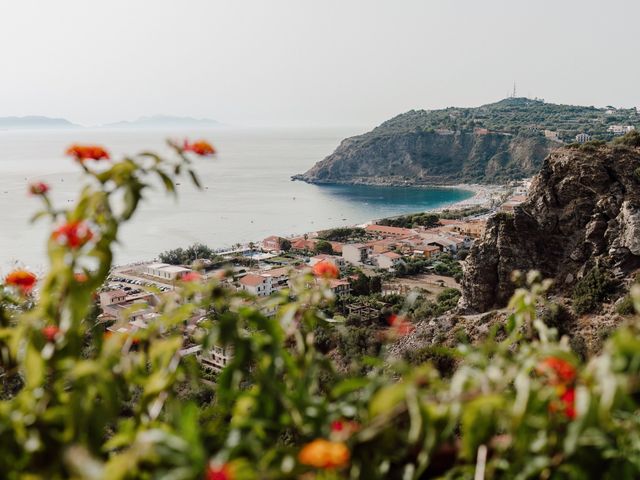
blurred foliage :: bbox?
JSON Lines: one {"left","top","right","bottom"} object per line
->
{"left": 1, "top": 141, "right": 640, "bottom": 480}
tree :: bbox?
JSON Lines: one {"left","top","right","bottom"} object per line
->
{"left": 159, "top": 243, "right": 218, "bottom": 265}
{"left": 314, "top": 240, "right": 333, "bottom": 255}
{"left": 280, "top": 238, "right": 292, "bottom": 252}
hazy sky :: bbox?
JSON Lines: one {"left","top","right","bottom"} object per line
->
{"left": 0, "top": 0, "right": 638, "bottom": 127}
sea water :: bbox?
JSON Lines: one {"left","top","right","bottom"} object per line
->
{"left": 0, "top": 127, "right": 472, "bottom": 270}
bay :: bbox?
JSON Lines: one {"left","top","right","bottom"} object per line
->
{"left": 0, "top": 127, "right": 472, "bottom": 271}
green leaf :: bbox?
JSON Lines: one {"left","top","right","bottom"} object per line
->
{"left": 369, "top": 383, "right": 407, "bottom": 418}
{"left": 24, "top": 344, "right": 45, "bottom": 388}
{"left": 331, "top": 377, "right": 370, "bottom": 398}
{"left": 461, "top": 394, "right": 504, "bottom": 460}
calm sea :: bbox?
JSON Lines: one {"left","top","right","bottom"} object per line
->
{"left": 0, "top": 127, "right": 472, "bottom": 271}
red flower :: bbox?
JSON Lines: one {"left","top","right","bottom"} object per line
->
{"left": 5, "top": 269, "right": 37, "bottom": 293}
{"left": 184, "top": 139, "right": 216, "bottom": 157}
{"left": 561, "top": 387, "right": 576, "bottom": 419}
{"left": 66, "top": 144, "right": 110, "bottom": 162}
{"left": 331, "top": 419, "right": 360, "bottom": 440}
{"left": 29, "top": 182, "right": 50, "bottom": 195}
{"left": 181, "top": 271, "right": 202, "bottom": 282}
{"left": 42, "top": 325, "right": 60, "bottom": 342}
{"left": 313, "top": 261, "right": 339, "bottom": 279}
{"left": 51, "top": 221, "right": 94, "bottom": 249}
{"left": 387, "top": 314, "right": 415, "bottom": 336}
{"left": 549, "top": 386, "right": 576, "bottom": 420}
{"left": 537, "top": 357, "right": 576, "bottom": 384}
{"left": 205, "top": 463, "right": 233, "bottom": 480}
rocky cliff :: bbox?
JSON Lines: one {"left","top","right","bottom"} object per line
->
{"left": 461, "top": 142, "right": 640, "bottom": 312}
{"left": 294, "top": 130, "right": 557, "bottom": 185}
{"left": 294, "top": 97, "right": 640, "bottom": 186}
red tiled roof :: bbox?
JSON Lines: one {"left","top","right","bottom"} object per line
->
{"left": 365, "top": 224, "right": 414, "bottom": 236}
{"left": 239, "top": 274, "right": 266, "bottom": 287}
{"left": 329, "top": 241, "right": 344, "bottom": 253}
{"left": 328, "top": 279, "right": 350, "bottom": 288}
{"left": 262, "top": 267, "right": 290, "bottom": 277}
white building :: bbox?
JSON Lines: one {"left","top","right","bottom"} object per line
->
{"left": 198, "top": 345, "right": 234, "bottom": 372}
{"left": 575, "top": 133, "right": 591, "bottom": 144}
{"left": 376, "top": 251, "right": 404, "bottom": 271}
{"left": 342, "top": 244, "right": 371, "bottom": 265}
{"left": 260, "top": 267, "right": 291, "bottom": 291}
{"left": 328, "top": 279, "right": 351, "bottom": 297}
{"left": 544, "top": 130, "right": 560, "bottom": 141}
{"left": 99, "top": 289, "right": 128, "bottom": 306}
{"left": 239, "top": 273, "right": 273, "bottom": 297}
{"left": 143, "top": 263, "right": 193, "bottom": 281}
{"left": 607, "top": 125, "right": 635, "bottom": 136}
{"left": 419, "top": 234, "right": 463, "bottom": 254}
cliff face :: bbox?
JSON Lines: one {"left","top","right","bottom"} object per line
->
{"left": 461, "top": 144, "right": 640, "bottom": 312}
{"left": 295, "top": 131, "right": 557, "bottom": 185}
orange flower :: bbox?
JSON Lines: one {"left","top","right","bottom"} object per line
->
{"left": 74, "top": 272, "right": 89, "bottom": 283}
{"left": 298, "top": 439, "right": 350, "bottom": 469}
{"left": 181, "top": 271, "right": 202, "bottom": 282}
{"left": 184, "top": 139, "right": 216, "bottom": 156}
{"left": 5, "top": 269, "right": 37, "bottom": 293}
{"left": 205, "top": 463, "right": 233, "bottom": 480}
{"left": 387, "top": 314, "right": 415, "bottom": 336}
{"left": 42, "top": 325, "right": 60, "bottom": 342}
{"left": 29, "top": 182, "right": 50, "bottom": 195}
{"left": 313, "top": 261, "right": 339, "bottom": 279}
{"left": 537, "top": 356, "right": 576, "bottom": 384}
{"left": 66, "top": 144, "right": 110, "bottom": 162}
{"left": 51, "top": 221, "right": 94, "bottom": 249}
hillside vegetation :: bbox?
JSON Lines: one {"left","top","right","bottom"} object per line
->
{"left": 294, "top": 98, "right": 640, "bottom": 185}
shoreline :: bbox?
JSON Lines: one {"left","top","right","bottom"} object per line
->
{"left": 426, "top": 183, "right": 505, "bottom": 213}
{"left": 225, "top": 182, "right": 505, "bottom": 253}
{"left": 291, "top": 176, "right": 506, "bottom": 214}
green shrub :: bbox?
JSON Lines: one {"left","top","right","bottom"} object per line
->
{"left": 613, "top": 130, "right": 640, "bottom": 147}
{"left": 404, "top": 345, "right": 456, "bottom": 376}
{"left": 616, "top": 295, "right": 635, "bottom": 315}
{"left": 541, "top": 302, "right": 574, "bottom": 337}
{"left": 572, "top": 266, "right": 614, "bottom": 315}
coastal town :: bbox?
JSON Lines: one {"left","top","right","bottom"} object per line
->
{"left": 96, "top": 179, "right": 529, "bottom": 374}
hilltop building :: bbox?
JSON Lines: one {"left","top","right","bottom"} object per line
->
{"left": 575, "top": 133, "right": 591, "bottom": 144}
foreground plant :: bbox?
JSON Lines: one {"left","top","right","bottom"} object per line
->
{"left": 0, "top": 139, "right": 639, "bottom": 479}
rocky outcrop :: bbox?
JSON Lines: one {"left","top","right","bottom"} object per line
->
{"left": 294, "top": 130, "right": 558, "bottom": 186}
{"left": 461, "top": 144, "right": 640, "bottom": 312}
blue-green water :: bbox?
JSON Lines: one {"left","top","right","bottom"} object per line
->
{"left": 0, "top": 127, "right": 472, "bottom": 269}
{"left": 315, "top": 184, "right": 472, "bottom": 219}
